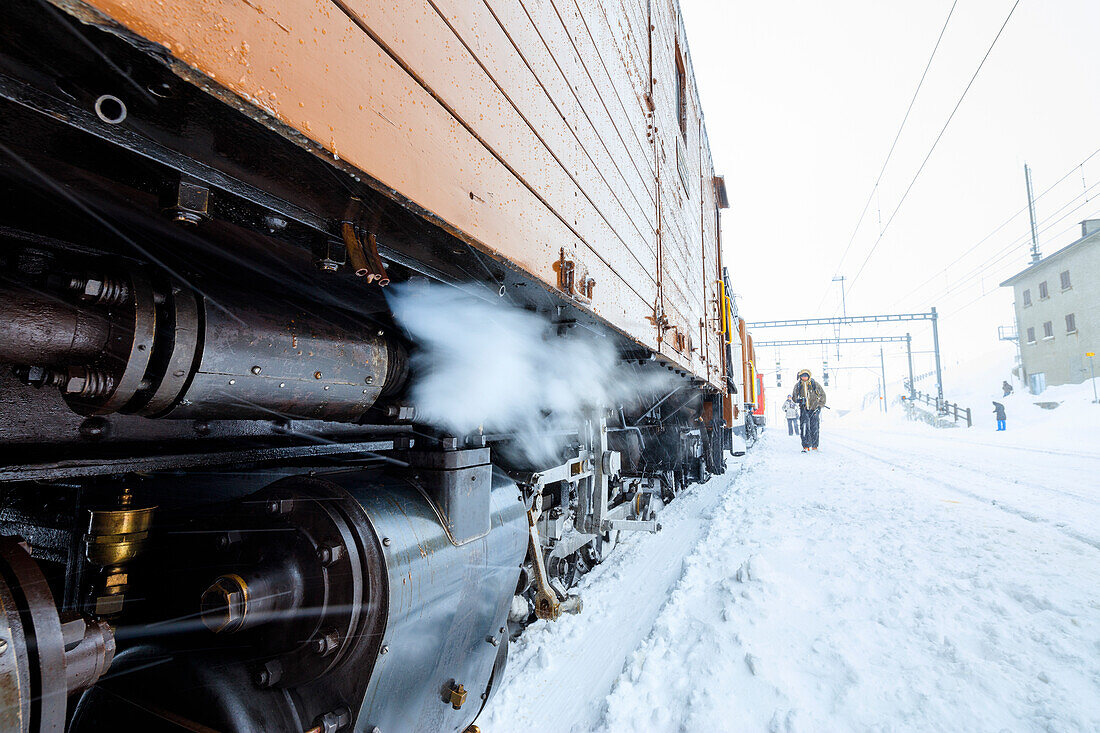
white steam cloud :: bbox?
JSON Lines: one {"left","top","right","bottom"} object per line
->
{"left": 386, "top": 284, "right": 675, "bottom": 464}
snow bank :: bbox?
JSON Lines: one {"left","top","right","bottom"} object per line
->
{"left": 838, "top": 340, "right": 1100, "bottom": 455}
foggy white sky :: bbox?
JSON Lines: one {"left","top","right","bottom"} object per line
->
{"left": 682, "top": 0, "right": 1100, "bottom": 400}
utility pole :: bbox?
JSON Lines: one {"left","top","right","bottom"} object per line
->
{"left": 931, "top": 306, "right": 944, "bottom": 407}
{"left": 832, "top": 275, "right": 846, "bottom": 362}
{"left": 1025, "top": 163, "right": 1042, "bottom": 264}
{"left": 879, "top": 346, "right": 887, "bottom": 414}
{"left": 905, "top": 332, "right": 916, "bottom": 401}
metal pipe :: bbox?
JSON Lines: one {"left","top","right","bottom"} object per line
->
{"left": 0, "top": 283, "right": 113, "bottom": 365}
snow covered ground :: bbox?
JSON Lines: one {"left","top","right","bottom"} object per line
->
{"left": 482, "top": 408, "right": 1100, "bottom": 732}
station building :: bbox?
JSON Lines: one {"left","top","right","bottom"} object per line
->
{"left": 1000, "top": 219, "right": 1100, "bottom": 392}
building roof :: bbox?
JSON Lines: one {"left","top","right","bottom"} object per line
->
{"left": 999, "top": 221, "right": 1100, "bottom": 287}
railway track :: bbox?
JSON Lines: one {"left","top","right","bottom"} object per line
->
{"left": 830, "top": 432, "right": 1100, "bottom": 552}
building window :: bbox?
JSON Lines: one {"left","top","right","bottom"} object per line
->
{"left": 675, "top": 43, "right": 687, "bottom": 139}
{"left": 1026, "top": 326, "right": 1036, "bottom": 343}
{"left": 1043, "top": 321, "right": 1053, "bottom": 339}
{"left": 1039, "top": 281, "right": 1049, "bottom": 299}
{"left": 1060, "top": 270, "right": 1071, "bottom": 290}
{"left": 1022, "top": 289, "right": 1031, "bottom": 307}
{"left": 1066, "top": 313, "right": 1076, "bottom": 333}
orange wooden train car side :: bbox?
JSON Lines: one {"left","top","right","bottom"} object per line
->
{"left": 68, "top": 0, "right": 728, "bottom": 389}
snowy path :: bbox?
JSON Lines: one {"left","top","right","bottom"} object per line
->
{"left": 482, "top": 426, "right": 1100, "bottom": 732}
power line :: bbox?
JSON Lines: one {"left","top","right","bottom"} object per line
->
{"left": 889, "top": 145, "right": 1100, "bottom": 308}
{"left": 933, "top": 201, "right": 1100, "bottom": 316}
{"left": 916, "top": 187, "right": 1100, "bottom": 309}
{"left": 814, "top": 0, "right": 960, "bottom": 313}
{"left": 846, "top": 0, "right": 1023, "bottom": 295}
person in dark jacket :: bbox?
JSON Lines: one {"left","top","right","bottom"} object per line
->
{"left": 1002, "top": 381, "right": 1013, "bottom": 397}
{"left": 791, "top": 369, "right": 826, "bottom": 451}
{"left": 992, "top": 401, "right": 1007, "bottom": 431}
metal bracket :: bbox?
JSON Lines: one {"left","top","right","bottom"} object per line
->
{"left": 603, "top": 518, "right": 659, "bottom": 533}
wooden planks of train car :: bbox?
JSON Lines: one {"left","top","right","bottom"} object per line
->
{"left": 66, "top": 0, "right": 728, "bottom": 390}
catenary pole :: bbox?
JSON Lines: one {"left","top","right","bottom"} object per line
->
{"left": 931, "top": 306, "right": 944, "bottom": 406}
{"left": 880, "top": 346, "right": 887, "bottom": 414}
{"left": 906, "top": 333, "right": 916, "bottom": 400}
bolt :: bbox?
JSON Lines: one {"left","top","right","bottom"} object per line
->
{"left": 381, "top": 537, "right": 391, "bottom": 547}
{"left": 448, "top": 682, "right": 467, "bottom": 710}
{"left": 200, "top": 576, "right": 248, "bottom": 633}
{"left": 254, "top": 659, "right": 282, "bottom": 688}
{"left": 64, "top": 370, "right": 87, "bottom": 394}
{"left": 314, "top": 371, "right": 323, "bottom": 380}
{"left": 379, "top": 644, "right": 389, "bottom": 655}
{"left": 364, "top": 375, "right": 374, "bottom": 385}
{"left": 377, "top": 329, "right": 385, "bottom": 337}
{"left": 251, "top": 365, "right": 262, "bottom": 374}
{"left": 317, "top": 543, "right": 344, "bottom": 566}
{"left": 313, "top": 628, "right": 340, "bottom": 656}
{"left": 486, "top": 635, "right": 499, "bottom": 646}
{"left": 0, "top": 639, "right": 8, "bottom": 654}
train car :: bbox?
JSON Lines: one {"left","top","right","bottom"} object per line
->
{"left": 0, "top": 1, "right": 744, "bottom": 731}
{"left": 753, "top": 372, "right": 768, "bottom": 426}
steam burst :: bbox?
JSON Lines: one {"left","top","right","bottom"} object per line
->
{"left": 386, "top": 284, "right": 675, "bottom": 464}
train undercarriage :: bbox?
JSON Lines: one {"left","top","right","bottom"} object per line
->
{"left": 0, "top": 2, "right": 733, "bottom": 730}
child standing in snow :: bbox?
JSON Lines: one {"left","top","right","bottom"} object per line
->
{"left": 783, "top": 398, "right": 799, "bottom": 436}
{"left": 992, "top": 401, "right": 1007, "bottom": 431}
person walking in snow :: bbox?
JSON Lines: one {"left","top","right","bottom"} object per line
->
{"left": 783, "top": 398, "right": 800, "bottom": 436}
{"left": 992, "top": 401, "right": 1007, "bottom": 431}
{"left": 791, "top": 369, "right": 826, "bottom": 452}
{"left": 1002, "top": 380, "right": 1013, "bottom": 397}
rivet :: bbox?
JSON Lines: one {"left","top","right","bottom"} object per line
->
{"left": 0, "top": 639, "right": 8, "bottom": 654}
{"left": 251, "top": 365, "right": 262, "bottom": 374}
{"left": 314, "top": 371, "right": 323, "bottom": 379}
{"left": 377, "top": 329, "right": 384, "bottom": 337}
{"left": 364, "top": 375, "right": 374, "bottom": 385}
{"left": 324, "top": 385, "right": 330, "bottom": 391}
{"left": 228, "top": 379, "right": 236, "bottom": 385}
{"left": 380, "top": 644, "right": 389, "bottom": 655}
{"left": 279, "top": 382, "right": 286, "bottom": 388}
{"left": 382, "top": 537, "right": 391, "bottom": 547}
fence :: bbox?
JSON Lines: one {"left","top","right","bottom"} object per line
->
{"left": 908, "top": 390, "right": 972, "bottom": 427}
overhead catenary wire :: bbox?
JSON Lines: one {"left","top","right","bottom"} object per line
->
{"left": 913, "top": 185, "right": 1100, "bottom": 310}
{"left": 813, "top": 0, "right": 961, "bottom": 314}
{"left": 923, "top": 199, "right": 1100, "bottom": 320}
{"left": 889, "top": 145, "right": 1100, "bottom": 309}
{"left": 845, "top": 0, "right": 1023, "bottom": 296}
